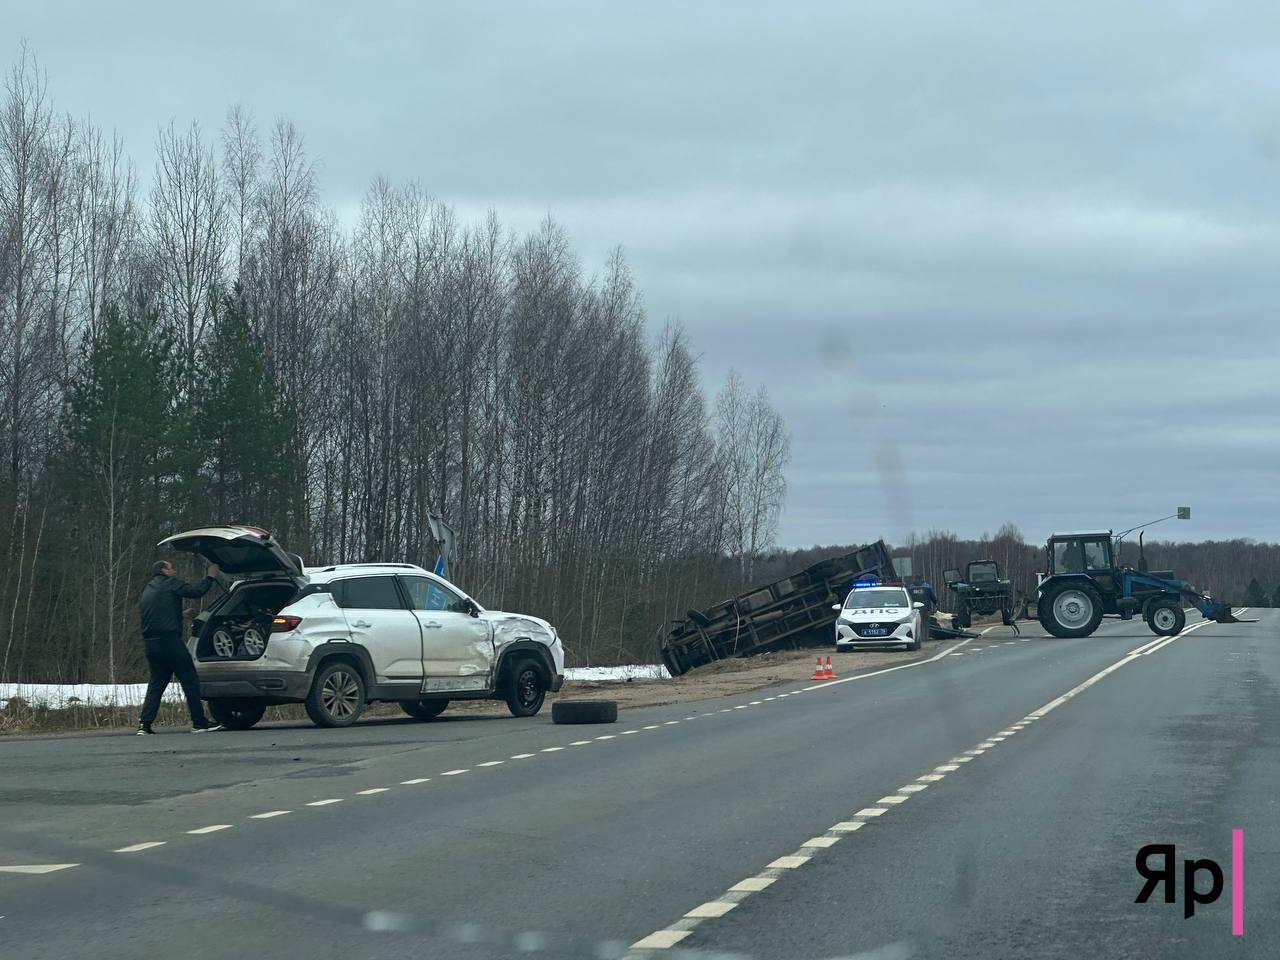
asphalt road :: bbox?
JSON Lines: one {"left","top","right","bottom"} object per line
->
{"left": 1, "top": 611, "right": 1275, "bottom": 959}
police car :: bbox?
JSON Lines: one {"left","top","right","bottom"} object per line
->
{"left": 832, "top": 580, "right": 925, "bottom": 652}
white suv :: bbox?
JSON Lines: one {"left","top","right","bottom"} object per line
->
{"left": 160, "top": 526, "right": 565, "bottom": 729}
{"left": 832, "top": 581, "right": 925, "bottom": 652}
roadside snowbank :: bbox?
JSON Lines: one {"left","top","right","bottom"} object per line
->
{"left": 1, "top": 664, "right": 673, "bottom": 709}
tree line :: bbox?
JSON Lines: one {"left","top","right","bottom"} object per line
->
{"left": 0, "top": 47, "right": 791, "bottom": 684}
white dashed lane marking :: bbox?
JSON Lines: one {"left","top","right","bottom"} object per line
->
{"left": 768, "top": 856, "right": 810, "bottom": 869}
{"left": 625, "top": 626, "right": 1205, "bottom": 953}
{"left": 25, "top": 636, "right": 1026, "bottom": 884}
{"left": 0, "top": 864, "right": 79, "bottom": 875}
{"left": 685, "top": 901, "right": 737, "bottom": 919}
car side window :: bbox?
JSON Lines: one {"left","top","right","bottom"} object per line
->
{"left": 332, "top": 576, "right": 403, "bottom": 610}
{"left": 400, "top": 576, "right": 469, "bottom": 613}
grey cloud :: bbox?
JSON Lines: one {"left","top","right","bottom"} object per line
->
{"left": 7, "top": 0, "right": 1279, "bottom": 545}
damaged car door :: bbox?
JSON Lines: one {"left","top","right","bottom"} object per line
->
{"left": 330, "top": 575, "right": 424, "bottom": 684}
{"left": 398, "top": 574, "right": 493, "bottom": 695}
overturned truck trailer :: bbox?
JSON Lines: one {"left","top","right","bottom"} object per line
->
{"left": 658, "top": 541, "right": 901, "bottom": 677}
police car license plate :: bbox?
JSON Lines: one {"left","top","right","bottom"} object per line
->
{"left": 865, "top": 628, "right": 887, "bottom": 636}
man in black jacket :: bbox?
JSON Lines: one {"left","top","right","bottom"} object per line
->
{"left": 137, "top": 560, "right": 223, "bottom": 734}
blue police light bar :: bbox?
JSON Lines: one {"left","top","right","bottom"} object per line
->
{"left": 852, "top": 580, "right": 878, "bottom": 589}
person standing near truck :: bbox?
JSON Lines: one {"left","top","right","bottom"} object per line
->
{"left": 137, "top": 560, "right": 224, "bottom": 734}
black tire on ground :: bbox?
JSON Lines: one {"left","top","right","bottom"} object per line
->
{"left": 207, "top": 699, "right": 267, "bottom": 730}
{"left": 1147, "top": 598, "right": 1186, "bottom": 637}
{"left": 1039, "top": 582, "right": 1104, "bottom": 638}
{"left": 304, "top": 660, "right": 367, "bottom": 727}
{"left": 504, "top": 657, "right": 547, "bottom": 717}
{"left": 400, "top": 699, "right": 448, "bottom": 721}
{"left": 552, "top": 700, "right": 619, "bottom": 724}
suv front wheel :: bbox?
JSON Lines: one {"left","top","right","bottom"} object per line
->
{"left": 305, "top": 661, "right": 367, "bottom": 727}
{"left": 505, "top": 658, "right": 547, "bottom": 717}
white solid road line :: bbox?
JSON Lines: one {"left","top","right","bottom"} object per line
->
{"left": 1031, "top": 619, "right": 1215, "bottom": 720}
{"left": 114, "top": 841, "right": 166, "bottom": 853}
{"left": 804, "top": 636, "right": 974, "bottom": 691}
{"left": 0, "top": 864, "right": 79, "bottom": 874}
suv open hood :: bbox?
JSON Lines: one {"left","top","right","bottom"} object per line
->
{"left": 158, "top": 526, "right": 303, "bottom": 579}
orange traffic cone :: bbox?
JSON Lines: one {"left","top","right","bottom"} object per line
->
{"left": 824, "top": 655, "right": 838, "bottom": 680}
{"left": 810, "top": 656, "right": 826, "bottom": 680}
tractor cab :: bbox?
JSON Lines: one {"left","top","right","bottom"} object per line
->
{"left": 1045, "top": 531, "right": 1118, "bottom": 596}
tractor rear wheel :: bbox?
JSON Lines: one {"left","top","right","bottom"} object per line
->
{"left": 1039, "top": 582, "right": 1104, "bottom": 638}
{"left": 1147, "top": 598, "right": 1185, "bottom": 637}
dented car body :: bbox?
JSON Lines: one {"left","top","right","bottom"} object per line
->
{"left": 159, "top": 526, "right": 565, "bottom": 728}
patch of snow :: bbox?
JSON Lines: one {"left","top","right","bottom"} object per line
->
{"left": 564, "top": 664, "right": 670, "bottom": 682}
{"left": 2, "top": 664, "right": 672, "bottom": 709}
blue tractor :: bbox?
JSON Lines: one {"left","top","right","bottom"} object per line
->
{"left": 1035, "top": 530, "right": 1241, "bottom": 639}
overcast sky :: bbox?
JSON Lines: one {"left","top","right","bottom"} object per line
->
{"left": 7, "top": 1, "right": 1279, "bottom": 547}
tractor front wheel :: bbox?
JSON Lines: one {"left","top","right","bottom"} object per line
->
{"left": 1147, "top": 598, "right": 1185, "bottom": 637}
{"left": 1039, "top": 582, "right": 1104, "bottom": 638}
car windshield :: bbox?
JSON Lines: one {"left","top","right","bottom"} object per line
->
{"left": 845, "top": 589, "right": 909, "bottom": 608}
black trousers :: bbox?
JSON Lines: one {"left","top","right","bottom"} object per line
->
{"left": 139, "top": 634, "right": 208, "bottom": 727}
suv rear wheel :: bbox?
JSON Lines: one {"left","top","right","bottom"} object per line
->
{"left": 400, "top": 699, "right": 448, "bottom": 721}
{"left": 207, "top": 700, "right": 267, "bottom": 730}
{"left": 305, "top": 661, "right": 367, "bottom": 727}
{"left": 505, "top": 658, "right": 547, "bottom": 717}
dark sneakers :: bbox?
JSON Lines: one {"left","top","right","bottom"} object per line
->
{"left": 136, "top": 724, "right": 156, "bottom": 736}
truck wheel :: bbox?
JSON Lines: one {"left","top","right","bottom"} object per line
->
{"left": 305, "top": 661, "right": 366, "bottom": 727}
{"left": 400, "top": 699, "right": 448, "bottom": 721}
{"left": 207, "top": 700, "right": 266, "bottom": 730}
{"left": 505, "top": 658, "right": 547, "bottom": 717}
{"left": 552, "top": 700, "right": 618, "bottom": 724}
{"left": 1147, "top": 599, "right": 1185, "bottom": 637}
{"left": 1040, "top": 582, "right": 1104, "bottom": 638}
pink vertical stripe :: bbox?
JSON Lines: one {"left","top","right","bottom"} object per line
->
{"left": 1232, "top": 828, "right": 1243, "bottom": 936}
